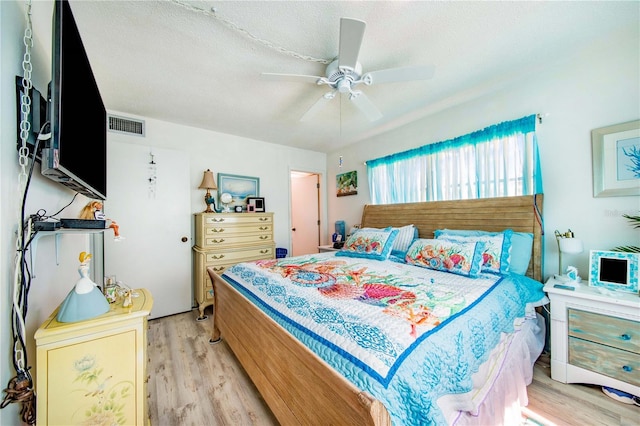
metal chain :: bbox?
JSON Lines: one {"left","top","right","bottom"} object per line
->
{"left": 13, "top": 0, "right": 36, "bottom": 377}
{"left": 170, "top": 0, "right": 332, "bottom": 65}
{"left": 18, "top": 0, "right": 34, "bottom": 191}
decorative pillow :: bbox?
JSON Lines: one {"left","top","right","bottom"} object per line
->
{"left": 390, "top": 224, "right": 418, "bottom": 258}
{"left": 405, "top": 238, "right": 485, "bottom": 277}
{"left": 434, "top": 229, "right": 513, "bottom": 274}
{"left": 336, "top": 227, "right": 399, "bottom": 261}
{"left": 508, "top": 232, "right": 534, "bottom": 275}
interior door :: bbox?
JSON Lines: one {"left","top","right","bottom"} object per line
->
{"left": 104, "top": 141, "right": 191, "bottom": 319}
{"left": 291, "top": 172, "right": 320, "bottom": 256}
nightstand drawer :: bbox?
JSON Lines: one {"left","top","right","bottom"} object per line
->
{"left": 569, "top": 337, "right": 640, "bottom": 386}
{"left": 568, "top": 309, "right": 640, "bottom": 354}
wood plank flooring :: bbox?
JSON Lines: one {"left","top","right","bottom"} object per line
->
{"left": 147, "top": 309, "right": 639, "bottom": 425}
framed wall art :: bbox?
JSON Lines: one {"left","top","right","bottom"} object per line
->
{"left": 336, "top": 170, "right": 357, "bottom": 197}
{"left": 217, "top": 173, "right": 259, "bottom": 211}
{"left": 591, "top": 119, "right": 640, "bottom": 197}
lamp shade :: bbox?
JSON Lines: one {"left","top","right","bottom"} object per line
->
{"left": 198, "top": 169, "right": 217, "bottom": 190}
{"left": 559, "top": 237, "right": 583, "bottom": 254}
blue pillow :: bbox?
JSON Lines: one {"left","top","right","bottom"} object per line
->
{"left": 336, "top": 227, "right": 399, "bottom": 261}
{"left": 434, "top": 229, "right": 514, "bottom": 274}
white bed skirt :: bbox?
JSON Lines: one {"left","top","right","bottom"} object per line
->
{"left": 439, "top": 311, "right": 546, "bottom": 425}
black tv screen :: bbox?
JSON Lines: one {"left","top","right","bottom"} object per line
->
{"left": 41, "top": 0, "right": 107, "bottom": 200}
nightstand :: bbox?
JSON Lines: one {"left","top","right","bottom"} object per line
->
{"left": 544, "top": 278, "right": 640, "bottom": 397}
{"left": 35, "top": 289, "right": 153, "bottom": 426}
{"left": 318, "top": 245, "right": 339, "bottom": 253}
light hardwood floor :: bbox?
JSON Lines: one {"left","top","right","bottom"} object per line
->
{"left": 147, "top": 309, "right": 639, "bottom": 426}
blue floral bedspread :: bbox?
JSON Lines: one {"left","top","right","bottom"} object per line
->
{"left": 221, "top": 253, "right": 544, "bottom": 425}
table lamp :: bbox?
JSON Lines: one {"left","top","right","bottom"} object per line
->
{"left": 198, "top": 169, "right": 218, "bottom": 213}
{"left": 555, "top": 229, "right": 584, "bottom": 277}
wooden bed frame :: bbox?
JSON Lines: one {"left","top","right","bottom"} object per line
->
{"left": 208, "top": 194, "right": 543, "bottom": 425}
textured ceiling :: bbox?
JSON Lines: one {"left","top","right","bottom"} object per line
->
{"left": 28, "top": 0, "right": 639, "bottom": 153}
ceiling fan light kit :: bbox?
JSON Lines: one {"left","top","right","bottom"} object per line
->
{"left": 262, "top": 17, "right": 435, "bottom": 123}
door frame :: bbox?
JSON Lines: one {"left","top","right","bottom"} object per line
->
{"left": 288, "top": 166, "right": 327, "bottom": 254}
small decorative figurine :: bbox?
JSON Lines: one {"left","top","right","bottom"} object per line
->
{"left": 566, "top": 265, "right": 581, "bottom": 282}
{"left": 122, "top": 289, "right": 133, "bottom": 308}
{"left": 79, "top": 201, "right": 123, "bottom": 240}
{"left": 56, "top": 252, "right": 110, "bottom": 323}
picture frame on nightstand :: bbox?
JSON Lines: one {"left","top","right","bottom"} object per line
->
{"left": 589, "top": 250, "right": 639, "bottom": 294}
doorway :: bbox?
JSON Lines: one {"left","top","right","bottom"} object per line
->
{"left": 290, "top": 171, "right": 320, "bottom": 256}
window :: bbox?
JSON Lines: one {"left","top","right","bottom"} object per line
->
{"left": 366, "top": 115, "right": 541, "bottom": 204}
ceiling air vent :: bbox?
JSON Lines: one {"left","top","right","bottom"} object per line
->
{"left": 108, "top": 114, "right": 145, "bottom": 137}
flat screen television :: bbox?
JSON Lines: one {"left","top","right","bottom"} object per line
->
{"left": 39, "top": 0, "right": 107, "bottom": 200}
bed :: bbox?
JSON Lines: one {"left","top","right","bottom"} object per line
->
{"left": 207, "top": 194, "right": 545, "bottom": 425}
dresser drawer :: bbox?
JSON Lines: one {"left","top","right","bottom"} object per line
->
{"left": 203, "top": 214, "right": 272, "bottom": 225}
{"left": 569, "top": 337, "right": 640, "bottom": 386}
{"left": 202, "top": 232, "right": 273, "bottom": 248}
{"left": 203, "top": 224, "right": 273, "bottom": 237}
{"left": 568, "top": 309, "right": 640, "bottom": 354}
{"left": 205, "top": 245, "right": 274, "bottom": 264}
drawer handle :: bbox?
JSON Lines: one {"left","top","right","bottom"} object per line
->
{"left": 620, "top": 334, "right": 631, "bottom": 341}
{"left": 212, "top": 255, "right": 225, "bottom": 259}
{"left": 622, "top": 365, "right": 633, "bottom": 372}
{"left": 259, "top": 217, "right": 269, "bottom": 221}
{"left": 259, "top": 226, "right": 269, "bottom": 230}
{"left": 212, "top": 239, "right": 225, "bottom": 243}
{"left": 260, "top": 249, "right": 270, "bottom": 254}
{"left": 212, "top": 228, "right": 225, "bottom": 233}
{"left": 212, "top": 218, "right": 226, "bottom": 222}
{"left": 212, "top": 267, "right": 225, "bottom": 272}
{"left": 259, "top": 236, "right": 268, "bottom": 240}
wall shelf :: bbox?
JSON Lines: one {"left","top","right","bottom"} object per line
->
{"left": 29, "top": 228, "right": 110, "bottom": 279}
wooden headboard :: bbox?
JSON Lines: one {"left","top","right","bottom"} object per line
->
{"left": 360, "top": 194, "right": 543, "bottom": 282}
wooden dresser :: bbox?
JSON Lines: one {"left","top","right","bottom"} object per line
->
{"left": 35, "top": 288, "right": 153, "bottom": 426}
{"left": 192, "top": 212, "right": 275, "bottom": 320}
{"left": 544, "top": 279, "right": 640, "bottom": 397}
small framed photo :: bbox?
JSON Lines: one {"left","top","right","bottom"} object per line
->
{"left": 247, "top": 197, "right": 265, "bottom": 213}
{"left": 589, "top": 250, "right": 639, "bottom": 293}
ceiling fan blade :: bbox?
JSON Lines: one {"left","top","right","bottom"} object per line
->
{"left": 338, "top": 18, "right": 366, "bottom": 70}
{"left": 349, "top": 91, "right": 383, "bottom": 122}
{"left": 261, "top": 73, "right": 323, "bottom": 84}
{"left": 364, "top": 65, "right": 435, "bottom": 85}
{"left": 300, "top": 90, "right": 337, "bottom": 122}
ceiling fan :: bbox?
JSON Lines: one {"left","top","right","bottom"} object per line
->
{"left": 262, "top": 17, "right": 435, "bottom": 122}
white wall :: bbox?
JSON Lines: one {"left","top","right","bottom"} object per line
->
{"left": 105, "top": 113, "right": 328, "bottom": 255}
{"left": 327, "top": 24, "right": 640, "bottom": 281}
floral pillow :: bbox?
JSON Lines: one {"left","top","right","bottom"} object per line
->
{"left": 405, "top": 238, "right": 485, "bottom": 277}
{"left": 336, "top": 227, "right": 399, "bottom": 261}
{"left": 434, "top": 229, "right": 513, "bottom": 274}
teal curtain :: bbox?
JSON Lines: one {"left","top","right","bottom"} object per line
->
{"left": 367, "top": 115, "right": 542, "bottom": 204}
